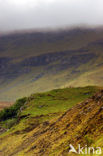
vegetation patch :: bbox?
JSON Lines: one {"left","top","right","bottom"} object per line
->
{"left": 0, "top": 97, "right": 27, "bottom": 121}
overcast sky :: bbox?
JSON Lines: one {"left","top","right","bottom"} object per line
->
{"left": 0, "top": 0, "right": 103, "bottom": 32}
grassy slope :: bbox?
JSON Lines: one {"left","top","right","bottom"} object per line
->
{"left": 0, "top": 86, "right": 101, "bottom": 156}
{"left": 0, "top": 28, "right": 103, "bottom": 100}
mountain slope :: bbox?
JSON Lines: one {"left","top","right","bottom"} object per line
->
{"left": 0, "top": 86, "right": 102, "bottom": 156}
{"left": 0, "top": 28, "right": 103, "bottom": 100}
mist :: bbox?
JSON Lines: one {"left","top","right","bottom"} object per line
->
{"left": 0, "top": 0, "right": 103, "bottom": 32}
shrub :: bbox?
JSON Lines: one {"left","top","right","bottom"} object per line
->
{"left": 0, "top": 97, "right": 27, "bottom": 121}
{"left": 5, "top": 118, "right": 18, "bottom": 129}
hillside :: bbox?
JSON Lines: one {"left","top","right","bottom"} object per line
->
{"left": 0, "top": 86, "right": 102, "bottom": 156}
{"left": 0, "top": 28, "right": 103, "bottom": 101}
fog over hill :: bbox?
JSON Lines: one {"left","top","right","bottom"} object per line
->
{"left": 0, "top": 0, "right": 103, "bottom": 32}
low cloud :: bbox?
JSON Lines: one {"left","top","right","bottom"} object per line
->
{"left": 0, "top": 0, "right": 103, "bottom": 32}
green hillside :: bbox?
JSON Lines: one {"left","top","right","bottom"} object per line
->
{"left": 0, "top": 28, "right": 103, "bottom": 101}
{"left": 0, "top": 86, "right": 102, "bottom": 156}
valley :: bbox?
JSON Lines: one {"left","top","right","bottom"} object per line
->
{"left": 0, "top": 102, "right": 13, "bottom": 110}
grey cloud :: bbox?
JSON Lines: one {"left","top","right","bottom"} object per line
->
{"left": 0, "top": 0, "right": 103, "bottom": 32}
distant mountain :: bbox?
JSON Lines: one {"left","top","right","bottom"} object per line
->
{"left": 0, "top": 28, "right": 103, "bottom": 101}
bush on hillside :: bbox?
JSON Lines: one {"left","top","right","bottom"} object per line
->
{"left": 0, "top": 97, "right": 27, "bottom": 121}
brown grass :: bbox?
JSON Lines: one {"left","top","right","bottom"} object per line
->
{"left": 0, "top": 102, "right": 14, "bottom": 110}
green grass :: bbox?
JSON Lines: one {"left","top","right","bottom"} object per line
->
{"left": 0, "top": 86, "right": 98, "bottom": 131}
{"left": 20, "top": 86, "right": 99, "bottom": 117}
